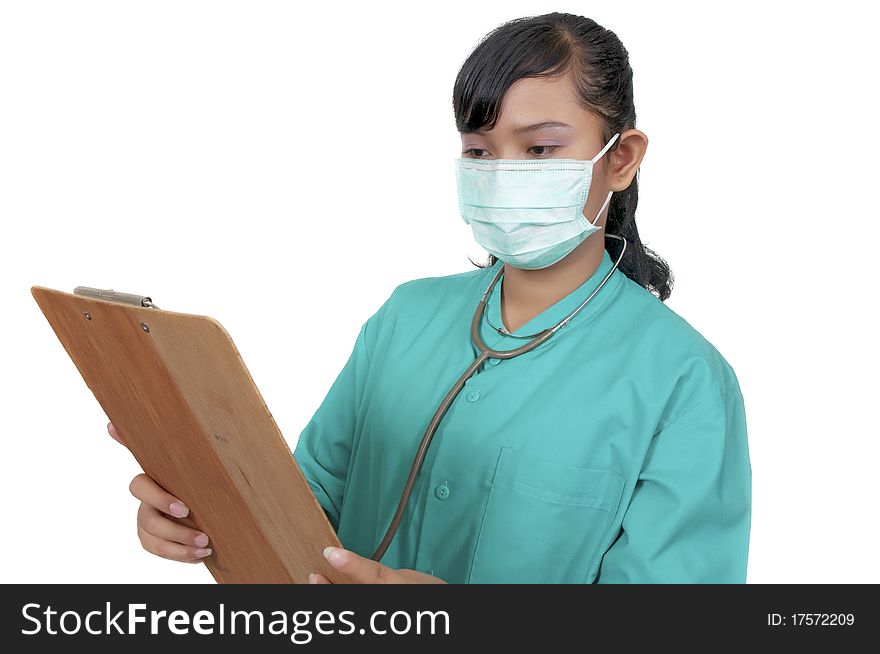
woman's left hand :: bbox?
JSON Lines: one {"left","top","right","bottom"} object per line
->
{"left": 309, "top": 546, "right": 447, "bottom": 584}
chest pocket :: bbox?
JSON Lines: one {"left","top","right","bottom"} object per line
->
{"left": 467, "top": 446, "right": 625, "bottom": 584}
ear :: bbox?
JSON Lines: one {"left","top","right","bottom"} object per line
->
{"left": 606, "top": 128, "right": 648, "bottom": 192}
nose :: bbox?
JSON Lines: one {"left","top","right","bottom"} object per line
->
{"left": 493, "top": 146, "right": 529, "bottom": 160}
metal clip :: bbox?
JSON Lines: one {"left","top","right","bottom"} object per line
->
{"left": 73, "top": 286, "right": 161, "bottom": 309}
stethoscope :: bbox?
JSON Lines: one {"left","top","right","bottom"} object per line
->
{"left": 369, "top": 233, "right": 628, "bottom": 561}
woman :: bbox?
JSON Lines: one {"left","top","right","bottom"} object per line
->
{"left": 114, "top": 12, "right": 751, "bottom": 584}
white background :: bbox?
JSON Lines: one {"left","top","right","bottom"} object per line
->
{"left": 1, "top": 1, "right": 877, "bottom": 583}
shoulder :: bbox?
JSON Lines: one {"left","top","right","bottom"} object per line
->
{"left": 392, "top": 265, "right": 488, "bottom": 301}
{"left": 359, "top": 264, "right": 489, "bottom": 339}
{"left": 380, "top": 265, "right": 490, "bottom": 316}
{"left": 612, "top": 272, "right": 744, "bottom": 421}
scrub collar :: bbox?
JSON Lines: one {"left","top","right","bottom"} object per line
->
{"left": 480, "top": 247, "right": 622, "bottom": 352}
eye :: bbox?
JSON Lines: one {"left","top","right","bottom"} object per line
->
{"left": 461, "top": 145, "right": 561, "bottom": 158}
{"left": 528, "top": 145, "right": 561, "bottom": 157}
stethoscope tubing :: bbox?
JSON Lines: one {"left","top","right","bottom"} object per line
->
{"left": 369, "top": 235, "right": 627, "bottom": 561}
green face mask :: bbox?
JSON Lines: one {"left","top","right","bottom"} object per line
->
{"left": 455, "top": 132, "right": 619, "bottom": 269}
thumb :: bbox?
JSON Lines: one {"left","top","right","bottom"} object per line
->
{"left": 107, "top": 421, "right": 127, "bottom": 448}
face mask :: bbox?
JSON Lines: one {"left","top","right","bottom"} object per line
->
{"left": 455, "top": 132, "right": 620, "bottom": 270}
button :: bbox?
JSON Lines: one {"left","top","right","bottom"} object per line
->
{"left": 434, "top": 481, "right": 450, "bottom": 500}
{"left": 466, "top": 389, "right": 481, "bottom": 402}
{"left": 487, "top": 357, "right": 501, "bottom": 366}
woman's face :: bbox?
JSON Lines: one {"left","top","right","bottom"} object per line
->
{"left": 458, "top": 73, "right": 646, "bottom": 228}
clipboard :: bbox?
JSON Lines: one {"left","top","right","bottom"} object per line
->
{"left": 31, "top": 284, "right": 353, "bottom": 584}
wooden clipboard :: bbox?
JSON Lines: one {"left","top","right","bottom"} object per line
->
{"left": 31, "top": 284, "right": 353, "bottom": 584}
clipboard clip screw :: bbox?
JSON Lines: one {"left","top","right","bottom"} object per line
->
{"left": 140, "top": 322, "right": 151, "bottom": 333}
{"left": 83, "top": 312, "right": 92, "bottom": 321}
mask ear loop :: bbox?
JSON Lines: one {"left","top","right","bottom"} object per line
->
{"left": 588, "top": 190, "right": 614, "bottom": 227}
{"left": 590, "top": 132, "right": 620, "bottom": 163}
{"left": 586, "top": 132, "right": 620, "bottom": 227}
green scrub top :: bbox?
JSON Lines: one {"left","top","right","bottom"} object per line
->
{"left": 293, "top": 247, "right": 751, "bottom": 583}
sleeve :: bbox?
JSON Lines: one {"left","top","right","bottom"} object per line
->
{"left": 595, "top": 388, "right": 752, "bottom": 583}
{"left": 292, "top": 290, "right": 395, "bottom": 531}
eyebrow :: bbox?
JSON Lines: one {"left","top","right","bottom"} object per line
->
{"left": 463, "top": 121, "right": 574, "bottom": 135}
{"left": 513, "top": 121, "right": 573, "bottom": 133}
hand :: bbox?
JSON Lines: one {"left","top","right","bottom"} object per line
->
{"left": 309, "top": 547, "right": 447, "bottom": 584}
{"left": 108, "top": 421, "right": 213, "bottom": 564}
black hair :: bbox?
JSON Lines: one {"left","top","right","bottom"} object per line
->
{"left": 452, "top": 12, "right": 673, "bottom": 301}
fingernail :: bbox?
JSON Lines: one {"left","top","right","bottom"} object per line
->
{"left": 194, "top": 533, "right": 209, "bottom": 548}
{"left": 323, "top": 546, "right": 345, "bottom": 566}
{"left": 169, "top": 502, "right": 189, "bottom": 518}
{"left": 195, "top": 548, "right": 212, "bottom": 558}
{"left": 308, "top": 573, "right": 317, "bottom": 584}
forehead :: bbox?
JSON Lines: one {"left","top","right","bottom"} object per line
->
{"left": 502, "top": 75, "right": 578, "bottom": 108}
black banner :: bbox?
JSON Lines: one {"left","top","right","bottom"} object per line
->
{"left": 0, "top": 584, "right": 872, "bottom": 650}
